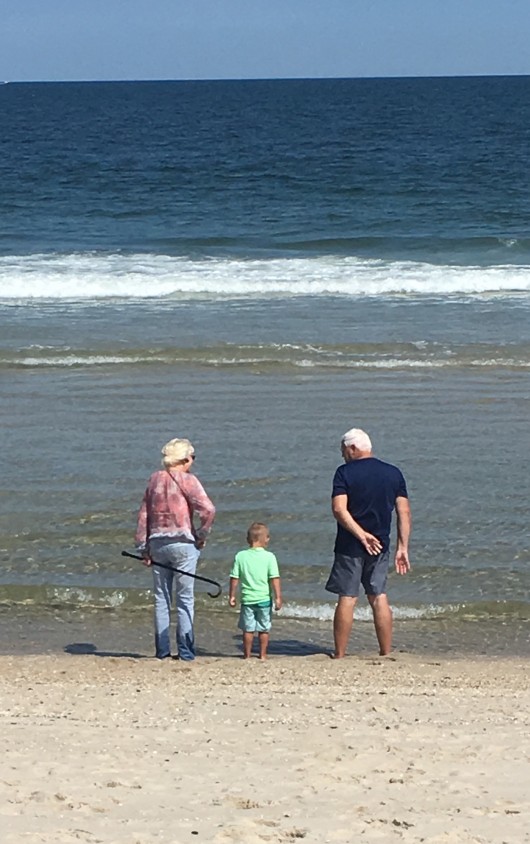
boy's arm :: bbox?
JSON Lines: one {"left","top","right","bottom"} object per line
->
{"left": 228, "top": 576, "right": 239, "bottom": 607}
{"left": 269, "top": 577, "right": 282, "bottom": 611}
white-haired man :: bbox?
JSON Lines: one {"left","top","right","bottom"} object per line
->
{"left": 326, "top": 428, "right": 411, "bottom": 657}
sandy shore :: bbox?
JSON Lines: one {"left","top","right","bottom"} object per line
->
{"left": 1, "top": 653, "right": 529, "bottom": 844}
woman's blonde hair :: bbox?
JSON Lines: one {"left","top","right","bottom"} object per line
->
{"left": 161, "top": 438, "right": 194, "bottom": 468}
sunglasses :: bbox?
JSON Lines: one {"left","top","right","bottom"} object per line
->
{"left": 189, "top": 453, "right": 196, "bottom": 461}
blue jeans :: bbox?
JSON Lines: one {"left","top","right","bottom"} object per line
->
{"left": 148, "top": 538, "right": 200, "bottom": 661}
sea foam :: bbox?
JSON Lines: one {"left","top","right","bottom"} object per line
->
{"left": 281, "top": 602, "right": 452, "bottom": 622}
{"left": 1, "top": 253, "right": 530, "bottom": 300}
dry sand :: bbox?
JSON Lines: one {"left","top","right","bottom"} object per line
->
{"left": 1, "top": 653, "right": 529, "bottom": 843}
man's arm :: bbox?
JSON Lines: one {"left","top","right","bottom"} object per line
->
{"left": 394, "top": 495, "right": 411, "bottom": 574}
{"left": 332, "top": 494, "right": 383, "bottom": 556}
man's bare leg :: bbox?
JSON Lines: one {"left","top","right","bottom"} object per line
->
{"left": 333, "top": 596, "right": 357, "bottom": 658}
{"left": 367, "top": 593, "right": 393, "bottom": 655}
{"left": 242, "top": 631, "right": 254, "bottom": 658}
{"left": 258, "top": 631, "right": 269, "bottom": 660}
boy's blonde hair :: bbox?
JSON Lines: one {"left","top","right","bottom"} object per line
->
{"left": 247, "top": 522, "right": 269, "bottom": 546}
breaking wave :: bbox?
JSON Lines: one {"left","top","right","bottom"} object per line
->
{"left": 1, "top": 252, "right": 530, "bottom": 300}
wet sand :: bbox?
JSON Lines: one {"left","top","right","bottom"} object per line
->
{"left": 1, "top": 652, "right": 529, "bottom": 843}
{"left": 1, "top": 605, "right": 529, "bottom": 660}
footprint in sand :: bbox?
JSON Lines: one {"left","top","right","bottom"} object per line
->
{"left": 231, "top": 797, "right": 261, "bottom": 809}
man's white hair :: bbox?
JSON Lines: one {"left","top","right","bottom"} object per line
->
{"left": 341, "top": 428, "right": 372, "bottom": 452}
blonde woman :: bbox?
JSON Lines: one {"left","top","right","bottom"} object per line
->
{"left": 135, "top": 438, "right": 215, "bottom": 660}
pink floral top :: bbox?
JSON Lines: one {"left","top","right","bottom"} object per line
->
{"left": 135, "top": 469, "right": 215, "bottom": 550}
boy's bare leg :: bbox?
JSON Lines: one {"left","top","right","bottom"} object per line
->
{"left": 258, "top": 632, "right": 269, "bottom": 660}
{"left": 367, "top": 593, "right": 393, "bottom": 655}
{"left": 243, "top": 631, "right": 254, "bottom": 658}
{"left": 332, "top": 596, "right": 357, "bottom": 658}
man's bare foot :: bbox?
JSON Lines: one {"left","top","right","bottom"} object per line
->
{"left": 330, "top": 652, "right": 345, "bottom": 659}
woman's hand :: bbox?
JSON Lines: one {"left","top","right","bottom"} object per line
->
{"left": 142, "top": 553, "right": 152, "bottom": 567}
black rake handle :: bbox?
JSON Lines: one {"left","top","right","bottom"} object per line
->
{"left": 121, "top": 550, "right": 222, "bottom": 598}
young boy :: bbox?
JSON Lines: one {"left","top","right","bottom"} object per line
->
{"left": 229, "top": 522, "right": 282, "bottom": 659}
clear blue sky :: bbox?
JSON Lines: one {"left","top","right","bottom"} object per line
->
{"left": 2, "top": 0, "right": 529, "bottom": 82}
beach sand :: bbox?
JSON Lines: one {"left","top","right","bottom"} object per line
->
{"left": 1, "top": 653, "right": 529, "bottom": 844}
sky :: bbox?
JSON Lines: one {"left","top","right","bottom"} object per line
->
{"left": 1, "top": 0, "right": 530, "bottom": 82}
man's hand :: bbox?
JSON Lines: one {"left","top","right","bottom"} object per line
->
{"left": 332, "top": 495, "right": 382, "bottom": 555}
{"left": 195, "top": 538, "right": 206, "bottom": 550}
{"left": 360, "top": 531, "right": 383, "bottom": 556}
{"left": 142, "top": 553, "right": 152, "bottom": 567}
{"left": 394, "top": 548, "right": 410, "bottom": 575}
{"left": 274, "top": 597, "right": 282, "bottom": 611}
{"left": 228, "top": 595, "right": 236, "bottom": 607}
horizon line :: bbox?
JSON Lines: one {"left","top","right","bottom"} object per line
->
{"left": 2, "top": 72, "right": 530, "bottom": 85}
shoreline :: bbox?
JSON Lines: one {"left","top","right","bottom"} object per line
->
{"left": 1, "top": 604, "right": 529, "bottom": 660}
{"left": 1, "top": 653, "right": 529, "bottom": 843}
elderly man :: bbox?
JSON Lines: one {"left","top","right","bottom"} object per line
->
{"left": 326, "top": 428, "right": 411, "bottom": 657}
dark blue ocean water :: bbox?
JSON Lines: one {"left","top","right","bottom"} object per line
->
{"left": 2, "top": 76, "right": 530, "bottom": 269}
{"left": 1, "top": 78, "right": 529, "bottom": 656}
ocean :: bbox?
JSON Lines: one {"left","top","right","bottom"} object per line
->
{"left": 1, "top": 76, "right": 529, "bottom": 657}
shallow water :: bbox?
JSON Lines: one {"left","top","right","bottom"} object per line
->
{"left": 2, "top": 603, "right": 529, "bottom": 660}
{"left": 1, "top": 295, "right": 529, "bottom": 633}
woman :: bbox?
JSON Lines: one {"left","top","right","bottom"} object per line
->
{"left": 135, "top": 437, "right": 216, "bottom": 660}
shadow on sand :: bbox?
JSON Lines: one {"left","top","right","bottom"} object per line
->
{"left": 64, "top": 637, "right": 330, "bottom": 659}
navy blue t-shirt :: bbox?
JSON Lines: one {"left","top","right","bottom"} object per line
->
{"left": 332, "top": 457, "right": 408, "bottom": 556}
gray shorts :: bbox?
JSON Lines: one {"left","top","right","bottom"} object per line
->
{"left": 325, "top": 551, "right": 390, "bottom": 597}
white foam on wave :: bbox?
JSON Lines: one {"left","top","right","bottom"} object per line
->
{"left": 1, "top": 253, "right": 530, "bottom": 299}
{"left": 50, "top": 587, "right": 127, "bottom": 608}
{"left": 12, "top": 354, "right": 163, "bottom": 367}
{"left": 294, "top": 357, "right": 530, "bottom": 369}
{"left": 6, "top": 352, "right": 530, "bottom": 370}
{"left": 282, "top": 602, "right": 451, "bottom": 622}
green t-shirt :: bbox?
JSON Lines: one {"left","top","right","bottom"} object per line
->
{"left": 230, "top": 547, "right": 280, "bottom": 605}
